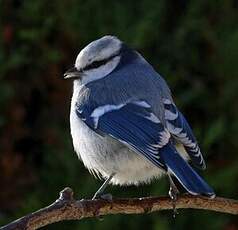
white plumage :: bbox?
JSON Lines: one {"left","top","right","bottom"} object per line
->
{"left": 70, "top": 81, "right": 165, "bottom": 185}
{"left": 65, "top": 35, "right": 215, "bottom": 198}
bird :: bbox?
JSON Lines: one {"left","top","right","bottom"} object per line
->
{"left": 64, "top": 35, "right": 215, "bottom": 201}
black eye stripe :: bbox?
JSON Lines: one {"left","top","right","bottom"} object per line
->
{"left": 83, "top": 52, "right": 120, "bottom": 71}
{"left": 83, "top": 59, "right": 108, "bottom": 71}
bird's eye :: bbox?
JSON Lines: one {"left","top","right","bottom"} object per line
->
{"left": 83, "top": 52, "right": 120, "bottom": 71}
{"left": 83, "top": 59, "right": 108, "bottom": 71}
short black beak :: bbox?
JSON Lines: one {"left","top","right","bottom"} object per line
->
{"left": 64, "top": 67, "right": 82, "bottom": 79}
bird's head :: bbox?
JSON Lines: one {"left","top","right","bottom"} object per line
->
{"left": 64, "top": 35, "right": 123, "bottom": 84}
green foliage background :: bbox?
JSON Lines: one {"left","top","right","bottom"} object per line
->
{"left": 0, "top": 0, "right": 238, "bottom": 229}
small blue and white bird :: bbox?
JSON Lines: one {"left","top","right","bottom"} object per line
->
{"left": 64, "top": 35, "right": 215, "bottom": 200}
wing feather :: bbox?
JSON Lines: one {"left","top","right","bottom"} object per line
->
{"left": 163, "top": 99, "right": 206, "bottom": 169}
{"left": 76, "top": 100, "right": 171, "bottom": 169}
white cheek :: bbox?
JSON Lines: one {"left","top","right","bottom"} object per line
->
{"left": 81, "top": 56, "right": 120, "bottom": 84}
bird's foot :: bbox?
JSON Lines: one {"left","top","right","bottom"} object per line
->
{"left": 92, "top": 192, "right": 113, "bottom": 201}
{"left": 92, "top": 193, "right": 113, "bottom": 221}
{"left": 169, "top": 186, "right": 179, "bottom": 218}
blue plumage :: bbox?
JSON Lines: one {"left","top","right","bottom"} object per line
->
{"left": 160, "top": 144, "right": 214, "bottom": 196}
{"left": 96, "top": 102, "right": 168, "bottom": 169}
{"left": 66, "top": 35, "right": 215, "bottom": 198}
{"left": 164, "top": 100, "right": 206, "bottom": 169}
{"left": 76, "top": 99, "right": 215, "bottom": 197}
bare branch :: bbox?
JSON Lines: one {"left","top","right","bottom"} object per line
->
{"left": 1, "top": 187, "right": 238, "bottom": 230}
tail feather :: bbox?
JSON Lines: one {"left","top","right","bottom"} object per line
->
{"left": 160, "top": 144, "right": 215, "bottom": 197}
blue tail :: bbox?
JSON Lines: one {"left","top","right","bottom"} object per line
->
{"left": 160, "top": 144, "right": 215, "bottom": 197}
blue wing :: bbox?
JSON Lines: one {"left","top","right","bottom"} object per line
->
{"left": 163, "top": 99, "right": 206, "bottom": 169}
{"left": 75, "top": 99, "right": 214, "bottom": 197}
{"left": 76, "top": 100, "right": 170, "bottom": 169}
{"left": 160, "top": 144, "right": 214, "bottom": 196}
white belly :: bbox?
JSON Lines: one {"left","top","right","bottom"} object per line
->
{"left": 69, "top": 82, "right": 189, "bottom": 185}
{"left": 70, "top": 106, "right": 165, "bottom": 185}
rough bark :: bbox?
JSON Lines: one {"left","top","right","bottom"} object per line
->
{"left": 1, "top": 187, "right": 238, "bottom": 230}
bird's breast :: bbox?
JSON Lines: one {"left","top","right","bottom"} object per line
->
{"left": 70, "top": 103, "right": 165, "bottom": 185}
{"left": 69, "top": 83, "right": 165, "bottom": 185}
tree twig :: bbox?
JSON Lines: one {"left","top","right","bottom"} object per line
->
{"left": 1, "top": 187, "right": 238, "bottom": 230}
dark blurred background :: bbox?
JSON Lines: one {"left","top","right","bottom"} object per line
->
{"left": 1, "top": 0, "right": 238, "bottom": 229}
